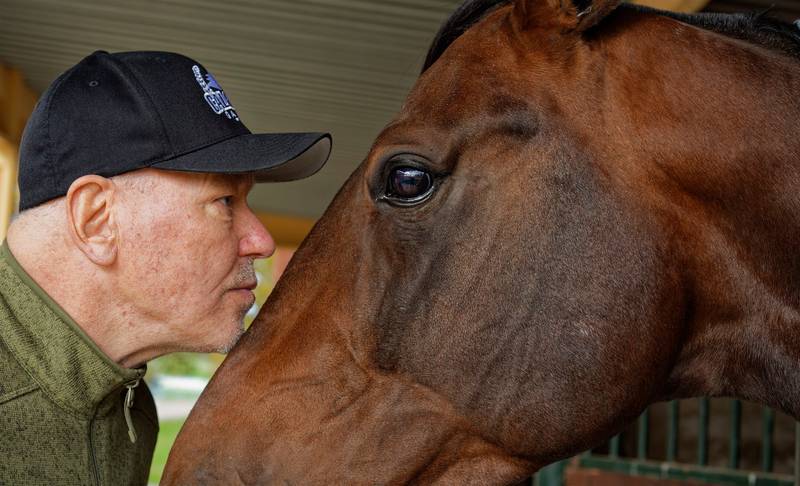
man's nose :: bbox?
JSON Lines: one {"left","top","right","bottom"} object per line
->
{"left": 238, "top": 208, "right": 276, "bottom": 259}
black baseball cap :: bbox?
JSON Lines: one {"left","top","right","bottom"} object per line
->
{"left": 18, "top": 50, "right": 332, "bottom": 210}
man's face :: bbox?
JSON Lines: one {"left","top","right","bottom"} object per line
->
{"left": 113, "top": 169, "right": 274, "bottom": 353}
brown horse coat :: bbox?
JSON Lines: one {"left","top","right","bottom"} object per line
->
{"left": 163, "top": 0, "right": 800, "bottom": 483}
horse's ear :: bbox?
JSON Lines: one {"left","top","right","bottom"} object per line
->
{"left": 513, "top": 0, "right": 622, "bottom": 33}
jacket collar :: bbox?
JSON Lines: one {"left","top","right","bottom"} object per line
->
{"left": 0, "top": 241, "right": 145, "bottom": 416}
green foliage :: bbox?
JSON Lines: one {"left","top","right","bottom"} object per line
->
{"left": 148, "top": 419, "right": 185, "bottom": 484}
{"left": 147, "top": 352, "right": 216, "bottom": 379}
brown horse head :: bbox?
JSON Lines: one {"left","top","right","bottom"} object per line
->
{"left": 163, "top": 0, "right": 800, "bottom": 483}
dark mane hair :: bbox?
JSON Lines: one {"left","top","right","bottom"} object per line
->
{"left": 422, "top": 0, "right": 800, "bottom": 73}
{"left": 634, "top": 5, "right": 800, "bottom": 58}
{"left": 422, "top": 0, "right": 511, "bottom": 72}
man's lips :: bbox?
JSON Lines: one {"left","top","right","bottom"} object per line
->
{"left": 230, "top": 281, "right": 257, "bottom": 291}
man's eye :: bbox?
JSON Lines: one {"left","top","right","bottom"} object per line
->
{"left": 218, "top": 196, "right": 233, "bottom": 207}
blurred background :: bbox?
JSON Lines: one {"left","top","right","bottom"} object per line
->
{"left": 2, "top": 0, "right": 799, "bottom": 484}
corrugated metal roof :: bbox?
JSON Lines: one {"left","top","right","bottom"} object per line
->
{"left": 1, "top": 0, "right": 798, "bottom": 217}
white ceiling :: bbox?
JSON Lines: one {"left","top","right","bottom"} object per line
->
{"left": 0, "top": 0, "right": 462, "bottom": 218}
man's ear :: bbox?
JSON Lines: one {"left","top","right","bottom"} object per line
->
{"left": 513, "top": 0, "right": 622, "bottom": 33}
{"left": 65, "top": 175, "right": 118, "bottom": 266}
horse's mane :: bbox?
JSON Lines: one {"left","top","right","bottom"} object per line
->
{"left": 423, "top": 0, "right": 511, "bottom": 72}
{"left": 422, "top": 0, "right": 800, "bottom": 73}
{"left": 633, "top": 5, "right": 800, "bottom": 59}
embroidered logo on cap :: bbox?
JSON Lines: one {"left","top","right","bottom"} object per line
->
{"left": 192, "top": 65, "right": 240, "bottom": 122}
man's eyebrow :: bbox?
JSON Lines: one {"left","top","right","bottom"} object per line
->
{"left": 209, "top": 174, "right": 253, "bottom": 193}
{"left": 241, "top": 176, "right": 255, "bottom": 193}
{"left": 233, "top": 176, "right": 255, "bottom": 196}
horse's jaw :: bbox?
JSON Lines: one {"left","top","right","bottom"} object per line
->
{"left": 161, "top": 319, "right": 536, "bottom": 485}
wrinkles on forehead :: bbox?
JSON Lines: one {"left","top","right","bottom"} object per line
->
{"left": 202, "top": 172, "right": 255, "bottom": 196}
{"left": 116, "top": 169, "right": 254, "bottom": 202}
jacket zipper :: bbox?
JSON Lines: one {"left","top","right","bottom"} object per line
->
{"left": 87, "top": 377, "right": 143, "bottom": 485}
{"left": 124, "top": 378, "right": 141, "bottom": 443}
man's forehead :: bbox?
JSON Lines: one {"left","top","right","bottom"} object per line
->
{"left": 204, "top": 172, "right": 255, "bottom": 192}
{"left": 119, "top": 169, "right": 255, "bottom": 198}
{"left": 146, "top": 169, "right": 253, "bottom": 192}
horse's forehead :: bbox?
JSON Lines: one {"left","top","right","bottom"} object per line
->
{"left": 400, "top": 47, "right": 522, "bottom": 129}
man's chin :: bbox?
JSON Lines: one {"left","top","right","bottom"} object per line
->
{"left": 187, "top": 306, "right": 249, "bottom": 354}
{"left": 213, "top": 322, "right": 246, "bottom": 354}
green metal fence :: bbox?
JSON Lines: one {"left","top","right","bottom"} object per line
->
{"left": 530, "top": 399, "right": 799, "bottom": 486}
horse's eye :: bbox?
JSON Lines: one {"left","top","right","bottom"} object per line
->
{"left": 387, "top": 167, "right": 433, "bottom": 202}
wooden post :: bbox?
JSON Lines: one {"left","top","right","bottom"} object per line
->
{"left": 0, "top": 136, "right": 17, "bottom": 240}
{"left": 631, "top": 0, "right": 710, "bottom": 12}
{"left": 0, "top": 64, "right": 38, "bottom": 145}
{"left": 0, "top": 63, "right": 37, "bottom": 238}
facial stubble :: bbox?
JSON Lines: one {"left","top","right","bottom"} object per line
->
{"left": 215, "top": 260, "right": 257, "bottom": 354}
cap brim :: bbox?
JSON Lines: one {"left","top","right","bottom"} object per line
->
{"left": 150, "top": 132, "right": 332, "bottom": 182}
